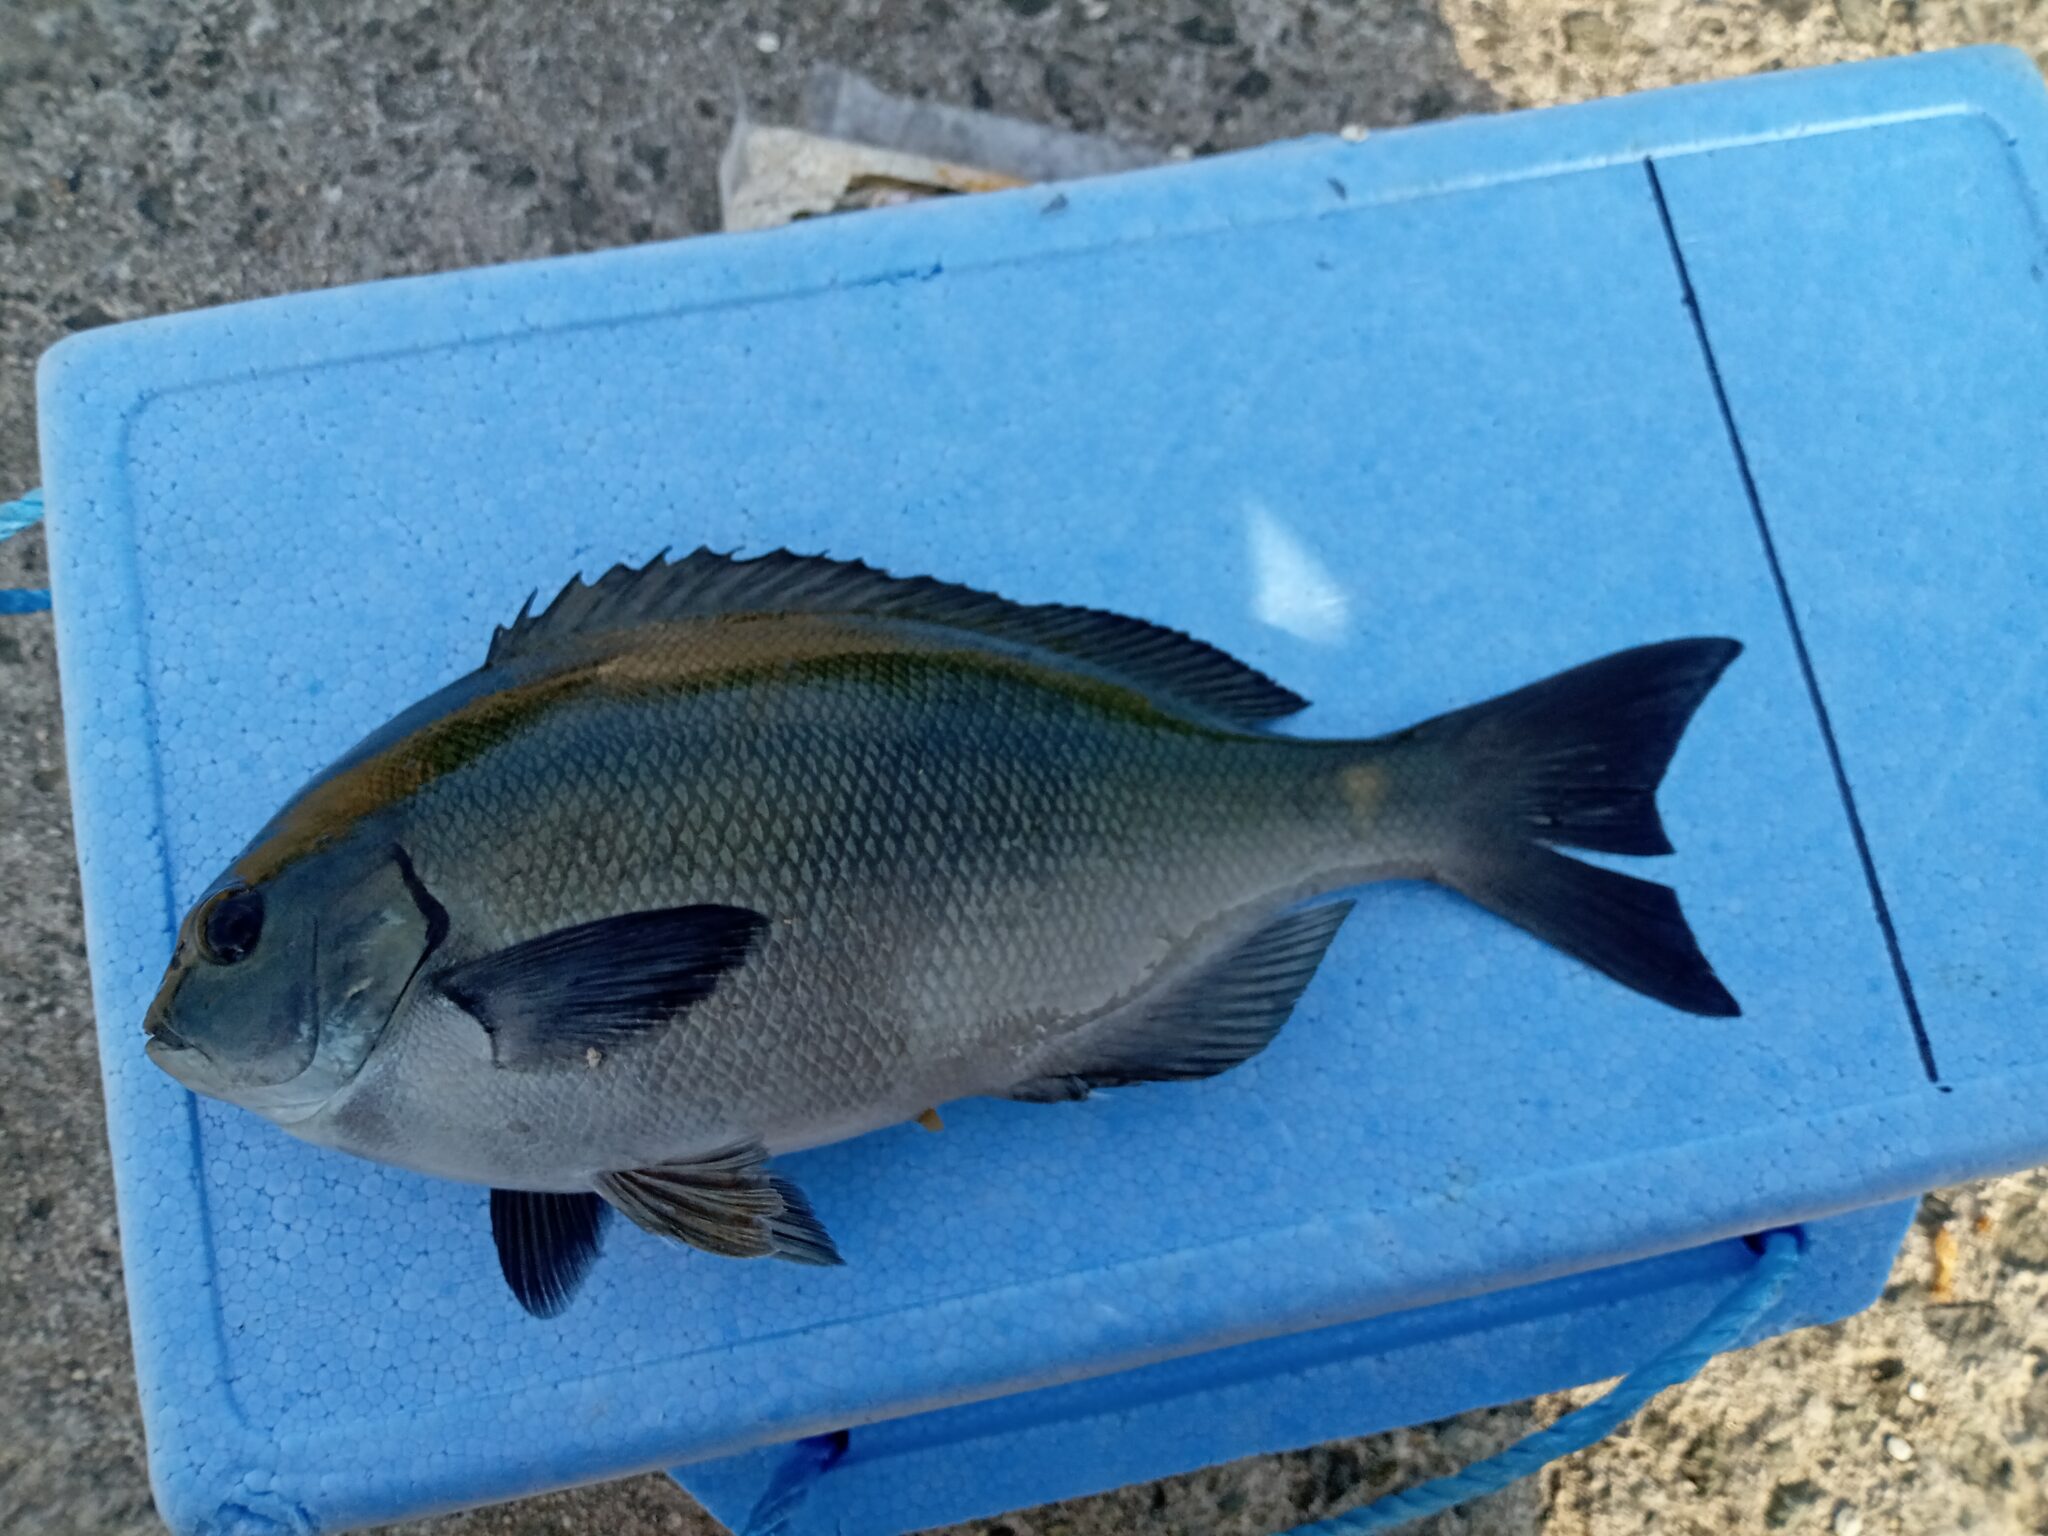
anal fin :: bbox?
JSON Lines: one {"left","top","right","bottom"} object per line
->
{"left": 1007, "top": 900, "right": 1354, "bottom": 1100}
{"left": 597, "top": 1143, "right": 842, "bottom": 1266}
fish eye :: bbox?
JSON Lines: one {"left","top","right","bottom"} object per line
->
{"left": 198, "top": 886, "right": 265, "bottom": 966}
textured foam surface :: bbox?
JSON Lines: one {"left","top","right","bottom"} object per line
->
{"left": 34, "top": 45, "right": 2048, "bottom": 1536}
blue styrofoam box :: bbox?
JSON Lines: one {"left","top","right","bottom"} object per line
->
{"left": 34, "top": 45, "right": 2048, "bottom": 1536}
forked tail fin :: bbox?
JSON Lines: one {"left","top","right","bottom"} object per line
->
{"left": 1406, "top": 638, "right": 1744, "bottom": 1017}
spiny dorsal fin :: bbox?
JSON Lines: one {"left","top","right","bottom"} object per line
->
{"left": 489, "top": 548, "right": 1308, "bottom": 729}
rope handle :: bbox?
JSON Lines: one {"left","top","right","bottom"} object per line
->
{"left": 740, "top": 1228, "right": 1805, "bottom": 1536}
{"left": 1, "top": 490, "right": 51, "bottom": 614}
{"left": 1286, "top": 1228, "right": 1804, "bottom": 1532}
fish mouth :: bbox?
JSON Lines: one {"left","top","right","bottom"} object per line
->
{"left": 143, "top": 1029, "right": 232, "bottom": 1102}
{"left": 142, "top": 988, "right": 207, "bottom": 1076}
{"left": 143, "top": 965, "right": 186, "bottom": 1043}
{"left": 144, "top": 1032, "right": 201, "bottom": 1073}
{"left": 144, "top": 1005, "right": 185, "bottom": 1043}
{"left": 144, "top": 1033, "right": 209, "bottom": 1095}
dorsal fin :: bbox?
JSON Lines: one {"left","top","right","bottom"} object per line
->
{"left": 488, "top": 548, "right": 1309, "bottom": 728}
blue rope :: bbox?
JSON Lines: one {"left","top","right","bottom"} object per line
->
{"left": 1284, "top": 1229, "right": 1806, "bottom": 1534}
{"left": 1, "top": 489, "right": 51, "bottom": 613}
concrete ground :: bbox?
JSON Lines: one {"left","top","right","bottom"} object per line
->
{"left": 3, "top": 3, "right": 2046, "bottom": 1533}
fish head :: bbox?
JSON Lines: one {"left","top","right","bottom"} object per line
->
{"left": 144, "top": 837, "right": 446, "bottom": 1125}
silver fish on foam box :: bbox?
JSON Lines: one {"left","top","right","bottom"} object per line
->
{"left": 144, "top": 550, "right": 1741, "bottom": 1314}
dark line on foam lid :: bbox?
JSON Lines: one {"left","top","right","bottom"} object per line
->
{"left": 1643, "top": 156, "right": 1940, "bottom": 1087}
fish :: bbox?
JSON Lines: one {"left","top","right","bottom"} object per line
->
{"left": 143, "top": 549, "right": 1742, "bottom": 1316}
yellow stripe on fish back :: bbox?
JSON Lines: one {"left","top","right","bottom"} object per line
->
{"left": 231, "top": 613, "right": 1223, "bottom": 886}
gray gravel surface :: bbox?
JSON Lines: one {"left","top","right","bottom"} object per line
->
{"left": 4, "top": 4, "right": 2046, "bottom": 1534}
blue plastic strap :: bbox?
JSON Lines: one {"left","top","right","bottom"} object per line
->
{"left": 1285, "top": 1228, "right": 1806, "bottom": 1534}
{"left": 736, "top": 1229, "right": 1803, "bottom": 1536}
{"left": 1, "top": 489, "right": 52, "bottom": 614}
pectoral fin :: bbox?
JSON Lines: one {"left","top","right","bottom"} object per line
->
{"left": 490, "top": 1188, "right": 606, "bottom": 1318}
{"left": 597, "top": 1143, "right": 842, "bottom": 1267}
{"left": 439, "top": 904, "right": 767, "bottom": 1067}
